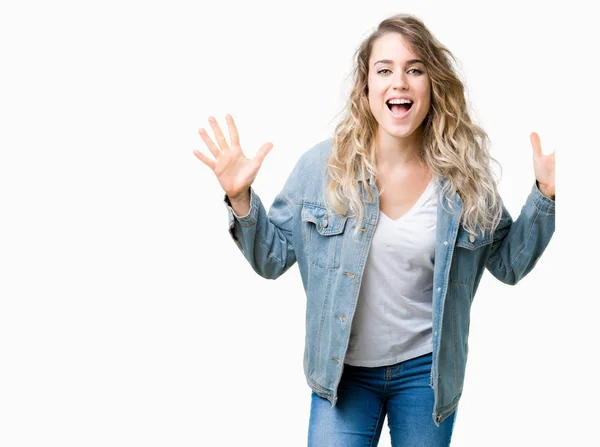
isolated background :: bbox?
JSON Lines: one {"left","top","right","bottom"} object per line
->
{"left": 1, "top": 0, "right": 597, "bottom": 446}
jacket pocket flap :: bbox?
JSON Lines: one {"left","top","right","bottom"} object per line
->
{"left": 301, "top": 204, "right": 348, "bottom": 236}
{"left": 455, "top": 227, "right": 493, "bottom": 250}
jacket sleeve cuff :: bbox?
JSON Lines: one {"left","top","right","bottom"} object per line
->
{"left": 224, "top": 187, "right": 260, "bottom": 229}
{"left": 532, "top": 181, "right": 555, "bottom": 215}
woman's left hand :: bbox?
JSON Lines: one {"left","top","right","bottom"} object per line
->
{"left": 530, "top": 132, "right": 555, "bottom": 199}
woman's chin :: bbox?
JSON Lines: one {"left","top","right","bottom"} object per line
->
{"left": 382, "top": 125, "right": 419, "bottom": 140}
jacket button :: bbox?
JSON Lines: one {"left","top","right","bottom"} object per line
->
{"left": 469, "top": 234, "right": 475, "bottom": 243}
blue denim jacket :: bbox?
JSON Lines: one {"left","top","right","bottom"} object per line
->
{"left": 224, "top": 140, "right": 555, "bottom": 426}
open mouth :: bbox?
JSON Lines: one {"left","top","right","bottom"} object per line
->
{"left": 386, "top": 100, "right": 413, "bottom": 114}
{"left": 386, "top": 99, "right": 414, "bottom": 121}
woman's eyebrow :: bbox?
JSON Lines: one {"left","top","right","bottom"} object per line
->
{"left": 373, "top": 59, "right": 425, "bottom": 67}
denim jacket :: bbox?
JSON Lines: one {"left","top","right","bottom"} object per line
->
{"left": 224, "top": 140, "right": 555, "bottom": 426}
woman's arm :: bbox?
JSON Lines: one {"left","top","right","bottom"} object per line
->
{"left": 485, "top": 181, "right": 555, "bottom": 285}
{"left": 485, "top": 132, "right": 556, "bottom": 284}
{"left": 224, "top": 179, "right": 298, "bottom": 280}
{"left": 194, "top": 114, "right": 298, "bottom": 279}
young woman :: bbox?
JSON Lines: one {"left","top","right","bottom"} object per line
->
{"left": 193, "top": 13, "right": 555, "bottom": 447}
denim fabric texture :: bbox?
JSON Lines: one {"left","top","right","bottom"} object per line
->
{"left": 308, "top": 353, "right": 456, "bottom": 446}
{"left": 224, "top": 140, "right": 556, "bottom": 426}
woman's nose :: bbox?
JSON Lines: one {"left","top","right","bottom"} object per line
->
{"left": 393, "top": 74, "right": 409, "bottom": 90}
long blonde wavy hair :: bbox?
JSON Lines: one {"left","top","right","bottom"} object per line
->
{"left": 325, "top": 14, "right": 503, "bottom": 239}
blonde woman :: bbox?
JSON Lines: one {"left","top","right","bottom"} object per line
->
{"left": 194, "top": 14, "right": 555, "bottom": 447}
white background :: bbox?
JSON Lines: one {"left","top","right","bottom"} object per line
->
{"left": 0, "top": 0, "right": 597, "bottom": 446}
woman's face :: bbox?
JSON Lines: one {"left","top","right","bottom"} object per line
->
{"left": 367, "top": 32, "right": 431, "bottom": 142}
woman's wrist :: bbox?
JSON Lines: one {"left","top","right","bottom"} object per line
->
{"left": 227, "top": 188, "right": 251, "bottom": 217}
{"left": 228, "top": 187, "right": 250, "bottom": 204}
{"left": 537, "top": 181, "right": 555, "bottom": 200}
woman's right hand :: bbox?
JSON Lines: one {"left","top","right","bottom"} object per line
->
{"left": 193, "top": 114, "right": 273, "bottom": 201}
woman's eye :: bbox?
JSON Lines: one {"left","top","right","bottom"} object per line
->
{"left": 377, "top": 68, "right": 423, "bottom": 75}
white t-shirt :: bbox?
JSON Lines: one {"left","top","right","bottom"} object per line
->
{"left": 344, "top": 177, "right": 437, "bottom": 367}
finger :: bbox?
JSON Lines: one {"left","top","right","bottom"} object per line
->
{"left": 226, "top": 114, "right": 241, "bottom": 148}
{"left": 255, "top": 142, "right": 274, "bottom": 165}
{"left": 208, "top": 116, "right": 230, "bottom": 152}
{"left": 193, "top": 150, "right": 216, "bottom": 171}
{"left": 530, "top": 132, "right": 542, "bottom": 158}
{"left": 198, "top": 128, "right": 220, "bottom": 159}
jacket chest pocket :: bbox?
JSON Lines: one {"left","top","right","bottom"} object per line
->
{"left": 450, "top": 226, "right": 494, "bottom": 285}
{"left": 301, "top": 204, "right": 348, "bottom": 269}
{"left": 455, "top": 227, "right": 493, "bottom": 250}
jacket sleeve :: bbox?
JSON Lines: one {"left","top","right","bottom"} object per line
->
{"left": 485, "top": 181, "right": 555, "bottom": 285}
{"left": 223, "top": 156, "right": 304, "bottom": 280}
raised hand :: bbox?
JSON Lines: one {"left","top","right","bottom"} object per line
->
{"left": 193, "top": 114, "right": 273, "bottom": 201}
{"left": 530, "top": 132, "right": 555, "bottom": 199}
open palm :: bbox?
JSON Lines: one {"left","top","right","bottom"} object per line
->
{"left": 193, "top": 115, "right": 273, "bottom": 200}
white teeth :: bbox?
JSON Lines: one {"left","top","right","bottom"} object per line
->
{"left": 387, "top": 99, "right": 413, "bottom": 104}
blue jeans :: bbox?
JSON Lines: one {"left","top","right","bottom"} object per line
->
{"left": 308, "top": 352, "right": 457, "bottom": 446}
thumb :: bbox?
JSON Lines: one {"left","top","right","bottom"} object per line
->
{"left": 530, "top": 132, "right": 542, "bottom": 158}
{"left": 255, "top": 142, "right": 274, "bottom": 165}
